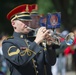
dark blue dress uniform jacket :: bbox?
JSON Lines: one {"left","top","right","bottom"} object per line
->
{"left": 2, "top": 32, "right": 56, "bottom": 75}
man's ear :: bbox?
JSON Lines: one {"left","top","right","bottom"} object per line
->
{"left": 11, "top": 20, "right": 16, "bottom": 29}
{"left": 11, "top": 21, "right": 15, "bottom": 26}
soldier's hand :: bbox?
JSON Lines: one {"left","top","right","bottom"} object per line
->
{"left": 34, "top": 27, "right": 49, "bottom": 44}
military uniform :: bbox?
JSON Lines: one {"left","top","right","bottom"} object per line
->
{"left": 2, "top": 32, "right": 56, "bottom": 75}
{"left": 2, "top": 4, "right": 56, "bottom": 75}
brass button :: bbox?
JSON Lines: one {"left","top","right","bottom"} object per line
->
{"left": 36, "top": 71, "right": 38, "bottom": 73}
{"left": 34, "top": 60, "right": 36, "bottom": 63}
{"left": 20, "top": 35, "right": 23, "bottom": 38}
{"left": 35, "top": 65, "right": 37, "bottom": 68}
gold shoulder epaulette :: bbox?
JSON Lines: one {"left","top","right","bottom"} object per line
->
{"left": 7, "top": 36, "right": 14, "bottom": 40}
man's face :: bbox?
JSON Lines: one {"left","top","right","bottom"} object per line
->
{"left": 12, "top": 20, "right": 31, "bottom": 34}
{"left": 30, "top": 15, "right": 40, "bottom": 28}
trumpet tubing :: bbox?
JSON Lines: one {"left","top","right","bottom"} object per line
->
{"left": 27, "top": 27, "right": 74, "bottom": 45}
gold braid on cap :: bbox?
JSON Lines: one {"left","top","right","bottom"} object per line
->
{"left": 26, "top": 4, "right": 29, "bottom": 12}
{"left": 11, "top": 14, "right": 30, "bottom": 21}
{"left": 11, "top": 12, "right": 31, "bottom": 21}
{"left": 35, "top": 4, "right": 38, "bottom": 10}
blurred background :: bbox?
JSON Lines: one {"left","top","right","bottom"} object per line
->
{"left": 0, "top": 0, "right": 76, "bottom": 35}
{"left": 0, "top": 0, "right": 76, "bottom": 75}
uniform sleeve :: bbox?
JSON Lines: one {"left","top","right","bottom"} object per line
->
{"left": 2, "top": 41, "right": 43, "bottom": 66}
{"left": 44, "top": 44, "right": 56, "bottom": 66}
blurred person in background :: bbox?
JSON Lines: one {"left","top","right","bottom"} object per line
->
{"left": 51, "top": 30, "right": 69, "bottom": 75}
{"left": 27, "top": 5, "right": 53, "bottom": 75}
{"left": 0, "top": 32, "right": 8, "bottom": 75}
{"left": 64, "top": 26, "right": 76, "bottom": 71}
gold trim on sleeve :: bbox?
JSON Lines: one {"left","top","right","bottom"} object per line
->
{"left": 20, "top": 48, "right": 36, "bottom": 56}
{"left": 8, "top": 46, "right": 20, "bottom": 56}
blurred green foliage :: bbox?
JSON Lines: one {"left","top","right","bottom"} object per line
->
{"left": 37, "top": 0, "right": 54, "bottom": 14}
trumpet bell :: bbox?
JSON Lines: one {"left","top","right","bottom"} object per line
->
{"left": 65, "top": 32, "right": 74, "bottom": 45}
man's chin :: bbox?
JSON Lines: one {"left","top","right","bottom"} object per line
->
{"left": 23, "top": 31, "right": 30, "bottom": 34}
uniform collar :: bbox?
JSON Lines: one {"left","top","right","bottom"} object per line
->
{"left": 13, "top": 32, "right": 27, "bottom": 39}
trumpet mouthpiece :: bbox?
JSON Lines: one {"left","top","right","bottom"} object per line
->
{"left": 27, "top": 27, "right": 36, "bottom": 31}
{"left": 27, "top": 27, "right": 31, "bottom": 29}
